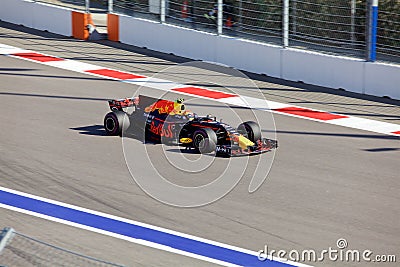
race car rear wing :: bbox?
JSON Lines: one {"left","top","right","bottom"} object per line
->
{"left": 108, "top": 97, "right": 139, "bottom": 111}
{"left": 108, "top": 95, "right": 164, "bottom": 111}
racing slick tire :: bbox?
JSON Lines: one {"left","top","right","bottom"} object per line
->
{"left": 104, "top": 111, "right": 130, "bottom": 136}
{"left": 192, "top": 128, "right": 217, "bottom": 154}
{"left": 237, "top": 121, "right": 261, "bottom": 142}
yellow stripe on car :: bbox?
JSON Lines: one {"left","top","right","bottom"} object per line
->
{"left": 238, "top": 135, "right": 254, "bottom": 149}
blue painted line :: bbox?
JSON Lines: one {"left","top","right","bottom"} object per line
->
{"left": 0, "top": 189, "right": 295, "bottom": 266}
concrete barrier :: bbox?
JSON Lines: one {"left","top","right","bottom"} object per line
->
{"left": 0, "top": 0, "right": 71, "bottom": 37}
{"left": 364, "top": 62, "right": 400, "bottom": 99}
{"left": 281, "top": 48, "right": 365, "bottom": 94}
{"left": 216, "top": 36, "right": 281, "bottom": 77}
{"left": 33, "top": 2, "right": 72, "bottom": 36}
{"left": 0, "top": 0, "right": 34, "bottom": 28}
{"left": 119, "top": 16, "right": 282, "bottom": 77}
{"left": 119, "top": 15, "right": 217, "bottom": 61}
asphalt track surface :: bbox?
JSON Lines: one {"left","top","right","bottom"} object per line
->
{"left": 0, "top": 22, "right": 399, "bottom": 266}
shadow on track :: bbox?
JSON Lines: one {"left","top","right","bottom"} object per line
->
{"left": 0, "top": 92, "right": 108, "bottom": 102}
{"left": 0, "top": 68, "right": 113, "bottom": 82}
{"left": 70, "top": 125, "right": 106, "bottom": 136}
{"left": 363, "top": 148, "right": 400, "bottom": 152}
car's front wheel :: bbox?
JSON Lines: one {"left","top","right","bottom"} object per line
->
{"left": 192, "top": 128, "right": 217, "bottom": 154}
{"left": 237, "top": 121, "right": 261, "bottom": 142}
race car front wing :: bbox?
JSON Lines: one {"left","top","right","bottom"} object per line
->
{"left": 215, "top": 138, "right": 278, "bottom": 157}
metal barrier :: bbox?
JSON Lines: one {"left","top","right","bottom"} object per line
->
{"left": 228, "top": 0, "right": 283, "bottom": 42}
{"left": 377, "top": 1, "right": 400, "bottom": 60}
{"left": 0, "top": 227, "right": 125, "bottom": 266}
{"left": 289, "top": 0, "right": 367, "bottom": 58}
{"left": 113, "top": 0, "right": 160, "bottom": 20}
{"left": 166, "top": 0, "right": 221, "bottom": 32}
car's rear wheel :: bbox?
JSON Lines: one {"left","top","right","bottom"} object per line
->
{"left": 193, "top": 128, "right": 217, "bottom": 154}
{"left": 237, "top": 121, "right": 261, "bottom": 142}
{"left": 104, "top": 111, "right": 130, "bottom": 136}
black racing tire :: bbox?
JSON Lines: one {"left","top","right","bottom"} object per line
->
{"left": 104, "top": 111, "right": 130, "bottom": 136}
{"left": 192, "top": 128, "right": 217, "bottom": 154}
{"left": 237, "top": 121, "right": 261, "bottom": 142}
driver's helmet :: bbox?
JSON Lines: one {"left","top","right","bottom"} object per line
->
{"left": 173, "top": 98, "right": 186, "bottom": 114}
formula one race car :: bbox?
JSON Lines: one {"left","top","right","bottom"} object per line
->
{"left": 103, "top": 95, "right": 277, "bottom": 157}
